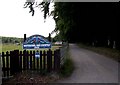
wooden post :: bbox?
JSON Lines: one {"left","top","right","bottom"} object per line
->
{"left": 36, "top": 51, "right": 39, "bottom": 70}
{"left": 10, "top": 50, "right": 19, "bottom": 75}
{"left": 48, "top": 33, "right": 51, "bottom": 42}
{"left": 6, "top": 51, "right": 9, "bottom": 77}
{"left": 47, "top": 49, "right": 52, "bottom": 72}
{"left": 54, "top": 50, "right": 58, "bottom": 71}
{"left": 2, "top": 52, "right": 6, "bottom": 77}
{"left": 23, "top": 50, "right": 26, "bottom": 70}
{"left": 30, "top": 51, "right": 32, "bottom": 70}
{"left": 56, "top": 49, "right": 60, "bottom": 72}
{"left": 19, "top": 51, "right": 22, "bottom": 72}
{"left": 33, "top": 51, "right": 35, "bottom": 70}
{"left": 24, "top": 34, "right": 26, "bottom": 42}
{"left": 49, "top": 50, "right": 52, "bottom": 71}
{"left": 14, "top": 50, "right": 19, "bottom": 73}
{"left": 40, "top": 51, "right": 42, "bottom": 70}
{"left": 58, "top": 49, "right": 60, "bottom": 71}
{"left": 43, "top": 50, "right": 46, "bottom": 70}
{"left": 26, "top": 51, "right": 29, "bottom": 69}
{"left": 10, "top": 51, "right": 14, "bottom": 75}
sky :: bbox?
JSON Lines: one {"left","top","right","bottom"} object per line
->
{"left": 0, "top": 0, "right": 56, "bottom": 38}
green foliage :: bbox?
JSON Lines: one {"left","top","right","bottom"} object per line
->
{"left": 59, "top": 48, "right": 74, "bottom": 77}
{"left": 23, "top": 2, "right": 120, "bottom": 49}
{"left": 2, "top": 37, "right": 23, "bottom": 44}
{"left": 24, "top": 1, "right": 50, "bottom": 19}
{"left": 53, "top": 34, "right": 62, "bottom": 42}
{"left": 52, "top": 3, "right": 81, "bottom": 42}
{"left": 53, "top": 2, "right": 119, "bottom": 49}
{"left": 60, "top": 57, "right": 74, "bottom": 77}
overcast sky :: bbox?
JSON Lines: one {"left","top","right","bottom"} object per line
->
{"left": 0, "top": 0, "right": 55, "bottom": 38}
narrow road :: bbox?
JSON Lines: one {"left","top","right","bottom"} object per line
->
{"left": 57, "top": 44, "right": 118, "bottom": 83}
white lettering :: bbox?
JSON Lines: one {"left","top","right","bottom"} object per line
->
{"left": 23, "top": 44, "right": 51, "bottom": 48}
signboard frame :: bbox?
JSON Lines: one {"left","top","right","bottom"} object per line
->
{"left": 23, "top": 34, "right": 51, "bottom": 49}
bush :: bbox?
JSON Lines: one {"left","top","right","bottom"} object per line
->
{"left": 60, "top": 57, "right": 74, "bottom": 77}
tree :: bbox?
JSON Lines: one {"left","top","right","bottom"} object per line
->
{"left": 24, "top": 2, "right": 119, "bottom": 50}
{"left": 53, "top": 2, "right": 119, "bottom": 49}
{"left": 24, "top": 1, "right": 50, "bottom": 19}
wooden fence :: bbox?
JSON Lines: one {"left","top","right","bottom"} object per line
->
{"left": 1, "top": 49, "right": 61, "bottom": 78}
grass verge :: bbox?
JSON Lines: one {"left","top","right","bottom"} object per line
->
{"left": 59, "top": 49, "right": 74, "bottom": 77}
{"left": 78, "top": 43, "right": 120, "bottom": 62}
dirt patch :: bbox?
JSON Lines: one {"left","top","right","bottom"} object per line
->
{"left": 2, "top": 71, "right": 60, "bottom": 85}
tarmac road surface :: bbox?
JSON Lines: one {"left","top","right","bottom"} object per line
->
{"left": 56, "top": 44, "right": 119, "bottom": 83}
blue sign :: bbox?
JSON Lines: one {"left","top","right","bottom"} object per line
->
{"left": 23, "top": 35, "right": 51, "bottom": 49}
{"left": 35, "top": 51, "right": 40, "bottom": 58}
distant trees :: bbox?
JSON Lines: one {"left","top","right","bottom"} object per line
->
{"left": 2, "top": 37, "right": 23, "bottom": 44}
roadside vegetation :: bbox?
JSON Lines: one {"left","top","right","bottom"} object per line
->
{"left": 59, "top": 48, "right": 74, "bottom": 77}
{"left": 78, "top": 43, "right": 120, "bottom": 62}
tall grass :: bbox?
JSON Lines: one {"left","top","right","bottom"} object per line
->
{"left": 59, "top": 49, "right": 74, "bottom": 77}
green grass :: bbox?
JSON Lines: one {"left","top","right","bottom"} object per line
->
{"left": 1, "top": 43, "right": 22, "bottom": 52}
{"left": 1, "top": 43, "right": 62, "bottom": 53}
{"left": 78, "top": 43, "right": 120, "bottom": 62}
